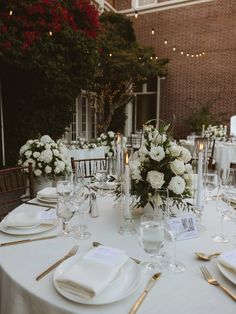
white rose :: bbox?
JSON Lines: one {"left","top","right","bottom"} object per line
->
{"left": 34, "top": 169, "right": 42, "bottom": 176}
{"left": 185, "top": 163, "right": 193, "bottom": 174}
{"left": 108, "top": 131, "right": 115, "bottom": 138}
{"left": 153, "top": 133, "right": 166, "bottom": 145}
{"left": 139, "top": 145, "right": 149, "bottom": 157}
{"left": 178, "top": 147, "right": 192, "bottom": 163}
{"left": 33, "top": 151, "right": 40, "bottom": 158}
{"left": 147, "top": 171, "right": 165, "bottom": 189}
{"left": 25, "top": 150, "right": 32, "bottom": 158}
{"left": 170, "top": 159, "right": 185, "bottom": 175}
{"left": 40, "top": 135, "right": 53, "bottom": 144}
{"left": 45, "top": 165, "right": 52, "bottom": 174}
{"left": 149, "top": 146, "right": 165, "bottom": 162}
{"left": 169, "top": 143, "right": 181, "bottom": 157}
{"left": 41, "top": 149, "right": 53, "bottom": 163}
{"left": 38, "top": 162, "right": 42, "bottom": 168}
{"left": 168, "top": 176, "right": 185, "bottom": 195}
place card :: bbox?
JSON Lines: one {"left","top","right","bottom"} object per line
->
{"left": 166, "top": 214, "right": 199, "bottom": 241}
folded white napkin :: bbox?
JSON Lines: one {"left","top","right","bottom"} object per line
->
{"left": 3, "top": 205, "right": 57, "bottom": 228}
{"left": 37, "top": 187, "right": 57, "bottom": 200}
{"left": 56, "top": 246, "right": 129, "bottom": 299}
{"left": 218, "top": 249, "right": 236, "bottom": 272}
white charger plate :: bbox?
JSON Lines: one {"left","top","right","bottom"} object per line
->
{"left": 54, "top": 255, "right": 142, "bottom": 305}
{"left": 217, "top": 260, "right": 236, "bottom": 285}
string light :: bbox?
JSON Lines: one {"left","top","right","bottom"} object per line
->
{"left": 186, "top": 53, "right": 190, "bottom": 57}
{"left": 180, "top": 51, "right": 184, "bottom": 55}
{"left": 134, "top": 10, "right": 138, "bottom": 19}
{"left": 109, "top": 53, "right": 112, "bottom": 57}
{"left": 155, "top": 56, "right": 158, "bottom": 60}
{"left": 151, "top": 28, "right": 155, "bottom": 35}
{"left": 49, "top": 31, "right": 53, "bottom": 36}
{"left": 191, "top": 54, "right": 194, "bottom": 58}
{"left": 173, "top": 47, "right": 176, "bottom": 51}
{"left": 150, "top": 56, "right": 153, "bottom": 60}
{"left": 9, "top": 10, "right": 13, "bottom": 16}
{"left": 164, "top": 39, "right": 168, "bottom": 45}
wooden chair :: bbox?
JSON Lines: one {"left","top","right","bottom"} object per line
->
{"left": 71, "top": 157, "right": 108, "bottom": 178}
{"left": 131, "top": 133, "right": 142, "bottom": 149}
{"left": 230, "top": 162, "right": 236, "bottom": 169}
{"left": 0, "top": 163, "right": 34, "bottom": 220}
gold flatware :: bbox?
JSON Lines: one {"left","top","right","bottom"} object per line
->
{"left": 36, "top": 245, "right": 79, "bottom": 281}
{"left": 129, "top": 272, "right": 161, "bottom": 314}
{"left": 92, "top": 241, "right": 141, "bottom": 264}
{"left": 0, "top": 235, "right": 57, "bottom": 247}
{"left": 200, "top": 266, "right": 236, "bottom": 301}
{"left": 195, "top": 252, "right": 221, "bottom": 261}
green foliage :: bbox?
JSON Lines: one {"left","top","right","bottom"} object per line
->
{"left": 91, "top": 12, "right": 169, "bottom": 133}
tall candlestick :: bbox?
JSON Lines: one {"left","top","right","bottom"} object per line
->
{"left": 124, "top": 153, "right": 130, "bottom": 217}
{"left": 196, "top": 144, "right": 204, "bottom": 209}
{"left": 202, "top": 124, "right": 205, "bottom": 134}
{"left": 116, "top": 134, "right": 121, "bottom": 177}
{"left": 224, "top": 125, "right": 227, "bottom": 136}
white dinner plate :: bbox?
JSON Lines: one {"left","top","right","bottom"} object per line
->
{"left": 54, "top": 255, "right": 142, "bottom": 305}
{"left": 217, "top": 260, "right": 236, "bottom": 285}
{"left": 0, "top": 220, "right": 57, "bottom": 236}
{"left": 36, "top": 195, "right": 58, "bottom": 204}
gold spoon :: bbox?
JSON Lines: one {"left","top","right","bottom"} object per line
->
{"left": 195, "top": 252, "right": 221, "bottom": 261}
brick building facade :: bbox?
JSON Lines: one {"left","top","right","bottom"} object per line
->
{"left": 108, "top": 0, "right": 236, "bottom": 138}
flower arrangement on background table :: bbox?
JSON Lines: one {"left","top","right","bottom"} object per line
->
{"left": 202, "top": 125, "right": 226, "bottom": 141}
{"left": 130, "top": 125, "right": 194, "bottom": 209}
{"left": 18, "top": 135, "right": 71, "bottom": 180}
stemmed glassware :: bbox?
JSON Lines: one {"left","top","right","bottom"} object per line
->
{"left": 164, "top": 199, "right": 189, "bottom": 273}
{"left": 73, "top": 184, "right": 91, "bottom": 240}
{"left": 139, "top": 212, "right": 165, "bottom": 274}
{"left": 56, "top": 196, "right": 75, "bottom": 236}
{"left": 56, "top": 179, "right": 73, "bottom": 197}
{"left": 203, "top": 169, "right": 218, "bottom": 201}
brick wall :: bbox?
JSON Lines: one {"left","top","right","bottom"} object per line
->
{"left": 111, "top": 0, "right": 236, "bottom": 138}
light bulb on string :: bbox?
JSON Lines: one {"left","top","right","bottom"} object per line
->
{"left": 49, "top": 31, "right": 53, "bottom": 36}
{"left": 9, "top": 10, "right": 13, "bottom": 16}
{"left": 155, "top": 56, "right": 158, "bottom": 60}
{"left": 186, "top": 53, "right": 190, "bottom": 57}
{"left": 151, "top": 28, "right": 155, "bottom": 35}
{"left": 109, "top": 53, "right": 112, "bottom": 57}
{"left": 150, "top": 56, "right": 153, "bottom": 60}
{"left": 180, "top": 51, "right": 184, "bottom": 55}
{"left": 134, "top": 10, "right": 138, "bottom": 19}
{"left": 191, "top": 54, "right": 194, "bottom": 58}
{"left": 164, "top": 39, "right": 168, "bottom": 45}
{"left": 173, "top": 47, "right": 176, "bottom": 51}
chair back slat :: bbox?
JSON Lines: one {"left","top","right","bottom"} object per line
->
{"left": 0, "top": 163, "right": 35, "bottom": 220}
{"left": 71, "top": 157, "right": 108, "bottom": 178}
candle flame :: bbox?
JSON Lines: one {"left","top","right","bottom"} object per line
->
{"left": 125, "top": 153, "right": 129, "bottom": 165}
{"left": 199, "top": 143, "right": 204, "bottom": 151}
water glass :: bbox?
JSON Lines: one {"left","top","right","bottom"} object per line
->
{"left": 139, "top": 213, "right": 164, "bottom": 274}
{"left": 56, "top": 196, "right": 75, "bottom": 236}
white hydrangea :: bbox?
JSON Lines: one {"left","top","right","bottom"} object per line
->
{"left": 19, "top": 144, "right": 30, "bottom": 155}
{"left": 149, "top": 146, "right": 165, "bottom": 162}
{"left": 33, "top": 151, "right": 40, "bottom": 158}
{"left": 34, "top": 169, "right": 42, "bottom": 176}
{"left": 170, "top": 159, "right": 185, "bottom": 175}
{"left": 25, "top": 150, "right": 32, "bottom": 158}
{"left": 147, "top": 171, "right": 165, "bottom": 189}
{"left": 108, "top": 131, "right": 115, "bottom": 138}
{"left": 54, "top": 160, "right": 65, "bottom": 172}
{"left": 40, "top": 135, "right": 53, "bottom": 144}
{"left": 168, "top": 176, "right": 186, "bottom": 195}
{"left": 45, "top": 165, "right": 52, "bottom": 174}
{"left": 41, "top": 149, "right": 53, "bottom": 163}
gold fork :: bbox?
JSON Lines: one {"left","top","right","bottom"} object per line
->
{"left": 200, "top": 266, "right": 236, "bottom": 301}
{"left": 36, "top": 245, "right": 79, "bottom": 281}
{"left": 129, "top": 272, "right": 161, "bottom": 314}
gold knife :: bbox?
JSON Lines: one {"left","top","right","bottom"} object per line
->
{"left": 129, "top": 272, "right": 161, "bottom": 314}
{"left": 0, "top": 235, "right": 57, "bottom": 247}
{"left": 92, "top": 241, "right": 141, "bottom": 264}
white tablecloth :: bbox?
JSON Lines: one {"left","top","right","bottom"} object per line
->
{"left": 68, "top": 147, "right": 105, "bottom": 160}
{"left": 0, "top": 198, "right": 236, "bottom": 314}
{"left": 180, "top": 140, "right": 236, "bottom": 170}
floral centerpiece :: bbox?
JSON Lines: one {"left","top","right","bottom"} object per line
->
{"left": 69, "top": 139, "right": 97, "bottom": 150}
{"left": 203, "top": 125, "right": 226, "bottom": 141}
{"left": 96, "top": 131, "right": 127, "bottom": 157}
{"left": 18, "top": 135, "right": 71, "bottom": 180}
{"left": 130, "top": 125, "right": 193, "bottom": 209}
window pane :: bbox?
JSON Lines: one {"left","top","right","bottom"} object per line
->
{"left": 138, "top": 0, "right": 155, "bottom": 6}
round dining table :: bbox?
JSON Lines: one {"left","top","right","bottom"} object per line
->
{"left": 0, "top": 196, "right": 236, "bottom": 314}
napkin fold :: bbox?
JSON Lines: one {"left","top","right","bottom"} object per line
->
{"left": 218, "top": 249, "right": 236, "bottom": 272}
{"left": 37, "top": 187, "right": 58, "bottom": 201}
{"left": 3, "top": 205, "right": 57, "bottom": 228}
{"left": 56, "top": 246, "right": 129, "bottom": 299}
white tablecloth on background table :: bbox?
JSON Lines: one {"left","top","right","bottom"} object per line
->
{"left": 0, "top": 198, "right": 236, "bottom": 314}
{"left": 180, "top": 140, "right": 236, "bottom": 170}
{"left": 68, "top": 147, "right": 105, "bottom": 160}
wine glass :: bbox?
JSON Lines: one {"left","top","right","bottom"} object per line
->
{"left": 164, "top": 199, "right": 189, "bottom": 273}
{"left": 212, "top": 195, "right": 230, "bottom": 243}
{"left": 139, "top": 213, "right": 165, "bottom": 274}
{"left": 73, "top": 185, "right": 91, "bottom": 240}
{"left": 203, "top": 170, "right": 219, "bottom": 201}
{"left": 56, "top": 179, "right": 73, "bottom": 197}
{"left": 56, "top": 196, "right": 75, "bottom": 236}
